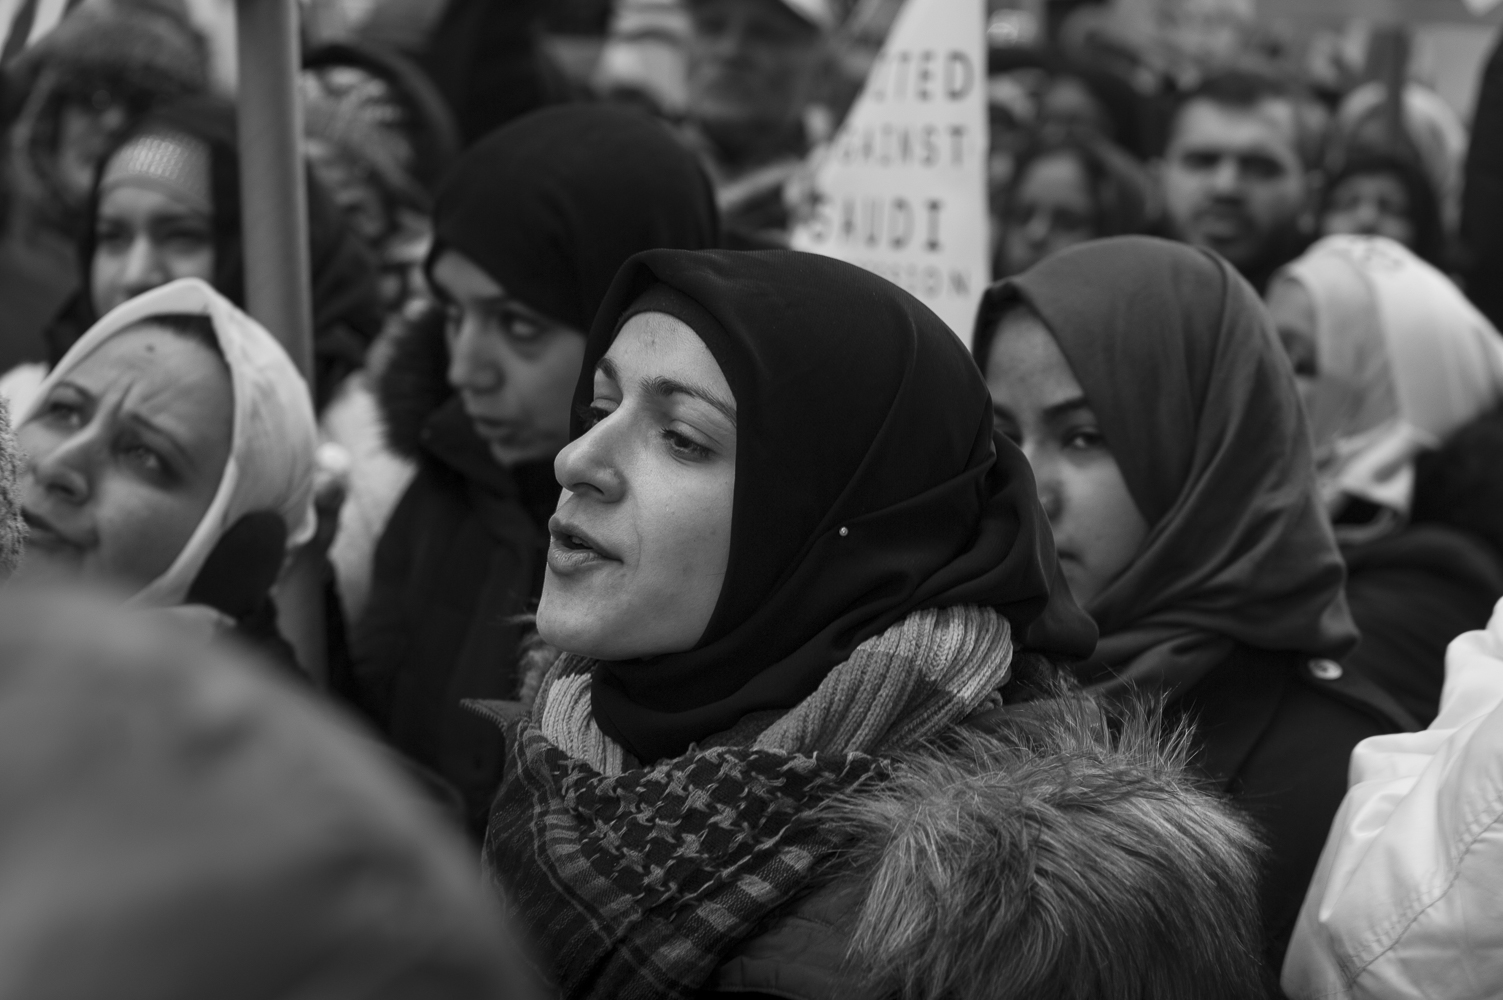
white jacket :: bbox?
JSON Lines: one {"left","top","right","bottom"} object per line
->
{"left": 1282, "top": 598, "right": 1503, "bottom": 999}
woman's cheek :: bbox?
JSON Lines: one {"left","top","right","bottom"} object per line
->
{"left": 96, "top": 483, "right": 194, "bottom": 589}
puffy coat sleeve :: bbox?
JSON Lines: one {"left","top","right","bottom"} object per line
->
{"left": 1282, "top": 597, "right": 1503, "bottom": 1000}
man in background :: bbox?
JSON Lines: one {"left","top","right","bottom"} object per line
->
{"left": 1160, "top": 71, "right": 1323, "bottom": 293}
{"left": 683, "top": 0, "right": 834, "bottom": 244}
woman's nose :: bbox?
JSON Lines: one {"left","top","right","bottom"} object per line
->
{"left": 554, "top": 418, "right": 625, "bottom": 504}
{"left": 30, "top": 435, "right": 96, "bottom": 506}
{"left": 120, "top": 235, "right": 167, "bottom": 295}
{"left": 447, "top": 316, "right": 502, "bottom": 394}
{"left": 1022, "top": 445, "right": 1063, "bottom": 522}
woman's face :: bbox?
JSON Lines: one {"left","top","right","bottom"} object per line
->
{"left": 92, "top": 184, "right": 215, "bottom": 315}
{"left": 15, "top": 323, "right": 233, "bottom": 592}
{"left": 1265, "top": 276, "right": 1319, "bottom": 408}
{"left": 433, "top": 251, "right": 587, "bottom": 467}
{"left": 537, "top": 311, "right": 736, "bottom": 660}
{"left": 1320, "top": 171, "right": 1415, "bottom": 249}
{"left": 1001, "top": 152, "right": 1097, "bottom": 277}
{"left": 985, "top": 308, "right": 1148, "bottom": 607}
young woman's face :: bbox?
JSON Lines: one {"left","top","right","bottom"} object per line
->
{"left": 537, "top": 311, "right": 736, "bottom": 660}
{"left": 1001, "top": 152, "right": 1098, "bottom": 277}
{"left": 15, "top": 324, "right": 233, "bottom": 592}
{"left": 432, "top": 251, "right": 587, "bottom": 467}
{"left": 92, "top": 184, "right": 215, "bottom": 315}
{"left": 1320, "top": 171, "right": 1415, "bottom": 249}
{"left": 985, "top": 308, "right": 1148, "bottom": 607}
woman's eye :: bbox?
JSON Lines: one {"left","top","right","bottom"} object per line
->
{"left": 501, "top": 310, "right": 545, "bottom": 341}
{"left": 663, "top": 428, "right": 713, "bottom": 460}
{"left": 578, "top": 400, "right": 617, "bottom": 429}
{"left": 162, "top": 229, "right": 209, "bottom": 251}
{"left": 43, "top": 398, "right": 83, "bottom": 427}
{"left": 123, "top": 443, "right": 166, "bottom": 475}
{"left": 1063, "top": 428, "right": 1104, "bottom": 451}
{"left": 95, "top": 227, "right": 128, "bottom": 250}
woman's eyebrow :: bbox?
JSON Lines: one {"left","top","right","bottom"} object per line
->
{"left": 1043, "top": 396, "right": 1093, "bottom": 420}
{"left": 641, "top": 375, "right": 737, "bottom": 427}
{"left": 127, "top": 414, "right": 195, "bottom": 471}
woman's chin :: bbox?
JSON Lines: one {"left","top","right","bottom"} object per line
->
{"left": 12, "top": 546, "right": 85, "bottom": 588}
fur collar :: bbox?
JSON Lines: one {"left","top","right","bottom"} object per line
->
{"left": 374, "top": 304, "right": 452, "bottom": 462}
{"left": 819, "top": 697, "right": 1268, "bottom": 999}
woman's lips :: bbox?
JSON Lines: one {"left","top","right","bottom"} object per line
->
{"left": 545, "top": 516, "right": 619, "bottom": 576}
{"left": 22, "top": 508, "right": 86, "bottom": 554}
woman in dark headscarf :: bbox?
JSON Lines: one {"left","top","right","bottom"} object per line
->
{"left": 351, "top": 105, "right": 721, "bottom": 837}
{"left": 41, "top": 95, "right": 383, "bottom": 412}
{"left": 974, "top": 235, "right": 1391, "bottom": 972}
{"left": 479, "top": 248, "right": 1267, "bottom": 1000}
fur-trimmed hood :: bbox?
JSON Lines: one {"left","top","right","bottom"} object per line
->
{"left": 830, "top": 702, "right": 1267, "bottom": 1000}
{"left": 374, "top": 303, "right": 454, "bottom": 463}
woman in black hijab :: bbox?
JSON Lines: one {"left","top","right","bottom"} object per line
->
{"left": 42, "top": 95, "right": 383, "bottom": 412}
{"left": 974, "top": 236, "right": 1394, "bottom": 973}
{"left": 480, "top": 248, "right": 1269, "bottom": 1000}
{"left": 351, "top": 105, "right": 721, "bottom": 837}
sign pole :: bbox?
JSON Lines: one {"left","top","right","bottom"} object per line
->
{"left": 235, "top": 0, "right": 326, "bottom": 682}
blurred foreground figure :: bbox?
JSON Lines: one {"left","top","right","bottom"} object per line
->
{"left": 1159, "top": 72, "right": 1319, "bottom": 293}
{"left": 0, "top": 588, "right": 532, "bottom": 1000}
{"left": 1283, "top": 599, "right": 1503, "bottom": 1000}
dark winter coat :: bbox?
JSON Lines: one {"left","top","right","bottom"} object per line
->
{"left": 1174, "top": 643, "right": 1399, "bottom": 970}
{"left": 350, "top": 309, "right": 558, "bottom": 835}
{"left": 1329, "top": 403, "right": 1503, "bottom": 731}
{"left": 1464, "top": 35, "right": 1503, "bottom": 328}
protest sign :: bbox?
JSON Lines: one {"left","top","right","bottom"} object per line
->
{"left": 792, "top": 0, "right": 988, "bottom": 344}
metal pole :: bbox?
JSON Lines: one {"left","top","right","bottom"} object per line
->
{"left": 235, "top": 0, "right": 313, "bottom": 375}
{"left": 236, "top": 0, "right": 326, "bottom": 682}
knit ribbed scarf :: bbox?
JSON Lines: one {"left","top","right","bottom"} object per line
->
{"left": 484, "top": 606, "right": 1012, "bottom": 1000}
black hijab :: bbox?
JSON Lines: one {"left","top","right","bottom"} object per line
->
{"left": 427, "top": 104, "right": 720, "bottom": 332}
{"left": 48, "top": 96, "right": 384, "bottom": 410}
{"left": 582, "top": 249, "right": 1096, "bottom": 763}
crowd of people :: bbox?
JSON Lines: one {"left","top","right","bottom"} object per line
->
{"left": 0, "top": 0, "right": 1502, "bottom": 997}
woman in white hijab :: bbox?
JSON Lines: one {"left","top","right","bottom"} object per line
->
{"left": 1267, "top": 234, "right": 1503, "bottom": 728}
{"left": 11, "top": 277, "right": 317, "bottom": 665}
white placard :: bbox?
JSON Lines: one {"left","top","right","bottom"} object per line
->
{"left": 792, "top": 0, "right": 989, "bottom": 344}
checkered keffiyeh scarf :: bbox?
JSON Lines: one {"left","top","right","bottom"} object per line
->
{"left": 485, "top": 606, "right": 1013, "bottom": 1000}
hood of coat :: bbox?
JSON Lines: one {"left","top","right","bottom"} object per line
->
{"left": 810, "top": 699, "right": 1267, "bottom": 1000}
{"left": 375, "top": 305, "right": 451, "bottom": 464}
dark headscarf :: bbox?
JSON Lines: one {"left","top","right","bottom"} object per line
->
{"left": 47, "top": 96, "right": 384, "bottom": 410}
{"left": 428, "top": 105, "right": 719, "bottom": 331}
{"left": 974, "top": 237, "right": 1356, "bottom": 696}
{"left": 583, "top": 249, "right": 1096, "bottom": 763}
{"left": 1322, "top": 148, "right": 1445, "bottom": 267}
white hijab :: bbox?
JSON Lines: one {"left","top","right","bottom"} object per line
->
{"left": 1277, "top": 235, "right": 1503, "bottom": 540}
{"left": 19, "top": 279, "right": 317, "bottom": 607}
